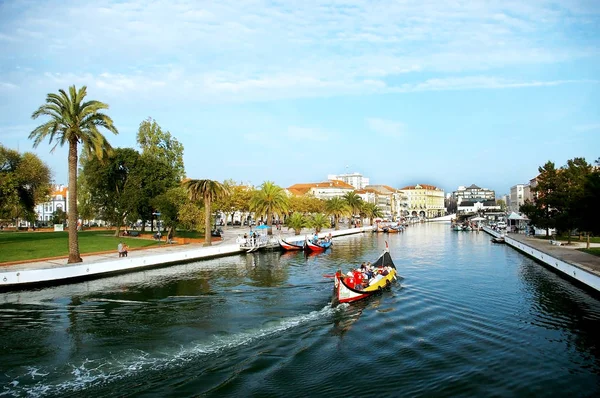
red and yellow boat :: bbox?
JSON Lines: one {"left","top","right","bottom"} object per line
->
{"left": 332, "top": 244, "right": 397, "bottom": 306}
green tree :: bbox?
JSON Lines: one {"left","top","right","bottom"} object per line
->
{"left": 580, "top": 158, "right": 600, "bottom": 247}
{"left": 307, "top": 213, "right": 330, "bottom": 233}
{"left": 131, "top": 153, "right": 177, "bottom": 231}
{"left": 52, "top": 208, "right": 67, "bottom": 225}
{"left": 523, "top": 161, "right": 560, "bottom": 237}
{"left": 286, "top": 212, "right": 306, "bottom": 235}
{"left": 182, "top": 179, "right": 230, "bottom": 246}
{"left": 288, "top": 194, "right": 325, "bottom": 214}
{"left": 250, "top": 181, "right": 289, "bottom": 235}
{"left": 30, "top": 85, "right": 118, "bottom": 263}
{"left": 137, "top": 117, "right": 185, "bottom": 180}
{"left": 152, "top": 186, "right": 189, "bottom": 240}
{"left": 360, "top": 202, "right": 383, "bottom": 226}
{"left": 325, "top": 197, "right": 351, "bottom": 230}
{"left": 555, "top": 158, "right": 592, "bottom": 243}
{"left": 343, "top": 191, "right": 362, "bottom": 216}
{"left": 84, "top": 148, "right": 140, "bottom": 236}
{"left": 0, "top": 145, "right": 52, "bottom": 223}
{"left": 496, "top": 199, "right": 506, "bottom": 211}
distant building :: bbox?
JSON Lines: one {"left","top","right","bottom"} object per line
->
{"left": 509, "top": 184, "right": 527, "bottom": 213}
{"left": 362, "top": 185, "right": 407, "bottom": 220}
{"left": 287, "top": 180, "right": 355, "bottom": 200}
{"left": 400, "top": 184, "right": 445, "bottom": 219}
{"left": 457, "top": 200, "right": 501, "bottom": 214}
{"left": 327, "top": 172, "right": 370, "bottom": 190}
{"left": 452, "top": 184, "right": 495, "bottom": 205}
{"left": 35, "top": 185, "right": 68, "bottom": 224}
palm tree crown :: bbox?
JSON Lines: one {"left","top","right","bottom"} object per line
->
{"left": 250, "top": 181, "right": 289, "bottom": 233}
{"left": 325, "top": 197, "right": 351, "bottom": 230}
{"left": 30, "top": 85, "right": 118, "bottom": 263}
{"left": 182, "top": 179, "right": 230, "bottom": 246}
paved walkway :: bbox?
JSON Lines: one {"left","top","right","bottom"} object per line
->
{"left": 0, "top": 225, "right": 351, "bottom": 272}
{"left": 503, "top": 232, "right": 600, "bottom": 276}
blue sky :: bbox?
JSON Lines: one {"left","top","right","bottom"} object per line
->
{"left": 1, "top": 0, "right": 599, "bottom": 196}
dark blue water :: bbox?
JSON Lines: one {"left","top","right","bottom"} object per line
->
{"left": 1, "top": 224, "right": 599, "bottom": 397}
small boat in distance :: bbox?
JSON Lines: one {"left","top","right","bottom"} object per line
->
{"left": 332, "top": 243, "right": 398, "bottom": 306}
{"left": 491, "top": 236, "right": 505, "bottom": 244}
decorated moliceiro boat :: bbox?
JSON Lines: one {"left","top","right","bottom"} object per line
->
{"left": 278, "top": 237, "right": 305, "bottom": 251}
{"left": 305, "top": 238, "right": 332, "bottom": 252}
{"left": 332, "top": 243, "right": 398, "bottom": 306}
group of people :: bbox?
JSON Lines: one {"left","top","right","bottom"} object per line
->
{"left": 312, "top": 232, "right": 332, "bottom": 244}
{"left": 117, "top": 242, "right": 129, "bottom": 257}
{"left": 343, "top": 262, "right": 393, "bottom": 290}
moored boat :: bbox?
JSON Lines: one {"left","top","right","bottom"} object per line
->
{"left": 305, "top": 238, "right": 332, "bottom": 252}
{"left": 491, "top": 236, "right": 505, "bottom": 244}
{"left": 279, "top": 237, "right": 305, "bottom": 251}
{"left": 332, "top": 243, "right": 398, "bottom": 306}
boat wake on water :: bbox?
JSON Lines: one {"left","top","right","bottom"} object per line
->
{"left": 1, "top": 305, "right": 341, "bottom": 397}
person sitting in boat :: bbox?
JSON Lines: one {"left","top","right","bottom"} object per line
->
{"left": 313, "top": 233, "right": 319, "bottom": 243}
{"left": 353, "top": 269, "right": 364, "bottom": 290}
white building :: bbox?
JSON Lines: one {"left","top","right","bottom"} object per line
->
{"left": 452, "top": 184, "right": 495, "bottom": 205}
{"left": 287, "top": 180, "right": 355, "bottom": 200}
{"left": 509, "top": 184, "right": 526, "bottom": 213}
{"left": 327, "top": 172, "right": 370, "bottom": 190}
{"left": 35, "top": 185, "right": 68, "bottom": 224}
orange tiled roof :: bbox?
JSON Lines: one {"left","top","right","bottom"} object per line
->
{"left": 52, "top": 186, "right": 68, "bottom": 197}
{"left": 287, "top": 180, "right": 355, "bottom": 196}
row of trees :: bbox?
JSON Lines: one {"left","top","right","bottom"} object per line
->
{"left": 25, "top": 85, "right": 388, "bottom": 262}
{"left": 520, "top": 157, "right": 600, "bottom": 245}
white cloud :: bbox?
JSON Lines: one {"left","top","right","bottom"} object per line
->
{"left": 367, "top": 118, "right": 406, "bottom": 138}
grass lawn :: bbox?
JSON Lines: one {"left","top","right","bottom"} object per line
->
{"left": 579, "top": 248, "right": 600, "bottom": 257}
{"left": 536, "top": 235, "right": 600, "bottom": 244}
{"left": 0, "top": 230, "right": 162, "bottom": 263}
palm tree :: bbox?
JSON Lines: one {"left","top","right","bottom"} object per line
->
{"left": 286, "top": 212, "right": 306, "bottom": 235}
{"left": 307, "top": 213, "right": 330, "bottom": 233}
{"left": 30, "top": 85, "right": 118, "bottom": 263}
{"left": 250, "top": 181, "right": 289, "bottom": 235}
{"left": 325, "top": 197, "right": 351, "bottom": 230}
{"left": 182, "top": 179, "right": 230, "bottom": 246}
{"left": 361, "top": 202, "right": 383, "bottom": 226}
{"left": 343, "top": 191, "right": 362, "bottom": 225}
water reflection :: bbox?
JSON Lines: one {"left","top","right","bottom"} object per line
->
{"left": 519, "top": 259, "right": 600, "bottom": 371}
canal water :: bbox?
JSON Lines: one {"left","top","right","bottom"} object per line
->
{"left": 1, "top": 224, "right": 599, "bottom": 397}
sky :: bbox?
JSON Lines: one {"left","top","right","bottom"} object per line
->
{"left": 1, "top": 0, "right": 599, "bottom": 196}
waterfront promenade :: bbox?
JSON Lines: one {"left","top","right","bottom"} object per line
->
{"left": 0, "top": 225, "right": 371, "bottom": 289}
{"left": 483, "top": 226, "right": 600, "bottom": 292}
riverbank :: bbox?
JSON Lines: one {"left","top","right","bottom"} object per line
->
{"left": 482, "top": 226, "right": 600, "bottom": 293}
{"left": 0, "top": 226, "right": 371, "bottom": 290}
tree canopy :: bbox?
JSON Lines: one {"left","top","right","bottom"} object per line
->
{"left": 0, "top": 145, "right": 52, "bottom": 223}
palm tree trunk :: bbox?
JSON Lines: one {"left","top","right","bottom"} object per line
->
{"left": 267, "top": 211, "right": 272, "bottom": 235}
{"left": 335, "top": 215, "right": 340, "bottom": 230}
{"left": 204, "top": 195, "right": 212, "bottom": 246}
{"left": 67, "top": 139, "right": 82, "bottom": 263}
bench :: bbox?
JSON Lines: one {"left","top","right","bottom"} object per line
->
{"left": 549, "top": 240, "right": 563, "bottom": 246}
{"left": 123, "top": 230, "right": 140, "bottom": 237}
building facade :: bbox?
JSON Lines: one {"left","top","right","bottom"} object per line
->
{"left": 400, "top": 184, "right": 445, "bottom": 218}
{"left": 327, "top": 172, "right": 370, "bottom": 190}
{"left": 35, "top": 185, "right": 68, "bottom": 224}
{"left": 287, "top": 180, "right": 355, "bottom": 200}
{"left": 509, "top": 184, "right": 526, "bottom": 213}
{"left": 361, "top": 185, "right": 407, "bottom": 220}
{"left": 452, "top": 184, "right": 495, "bottom": 204}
